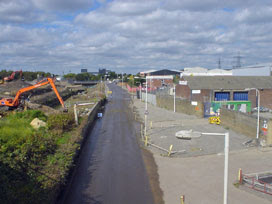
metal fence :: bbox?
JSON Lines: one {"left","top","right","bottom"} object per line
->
{"left": 240, "top": 170, "right": 272, "bottom": 195}
{"left": 141, "top": 92, "right": 157, "bottom": 106}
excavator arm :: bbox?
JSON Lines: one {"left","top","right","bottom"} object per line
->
{"left": 4, "top": 70, "right": 22, "bottom": 82}
{"left": 0, "top": 77, "right": 66, "bottom": 110}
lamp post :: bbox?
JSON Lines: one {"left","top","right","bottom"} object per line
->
{"left": 121, "top": 72, "right": 123, "bottom": 88}
{"left": 140, "top": 82, "right": 142, "bottom": 101}
{"left": 201, "top": 132, "right": 229, "bottom": 204}
{"left": 144, "top": 76, "right": 148, "bottom": 138}
{"left": 174, "top": 84, "right": 176, "bottom": 112}
{"left": 245, "top": 88, "right": 260, "bottom": 140}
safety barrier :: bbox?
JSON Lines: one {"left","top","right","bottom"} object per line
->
{"left": 239, "top": 168, "right": 272, "bottom": 195}
{"left": 140, "top": 124, "right": 186, "bottom": 156}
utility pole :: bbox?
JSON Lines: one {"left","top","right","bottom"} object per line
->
{"left": 140, "top": 82, "right": 142, "bottom": 101}
{"left": 122, "top": 72, "right": 123, "bottom": 88}
{"left": 144, "top": 76, "right": 148, "bottom": 138}
{"left": 174, "top": 84, "right": 176, "bottom": 112}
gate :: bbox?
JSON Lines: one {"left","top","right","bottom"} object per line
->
{"left": 204, "top": 102, "right": 212, "bottom": 117}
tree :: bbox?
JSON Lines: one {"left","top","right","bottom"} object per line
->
{"left": 75, "top": 73, "right": 90, "bottom": 81}
{"left": 63, "top": 73, "right": 76, "bottom": 79}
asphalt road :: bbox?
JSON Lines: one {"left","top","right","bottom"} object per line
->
{"left": 63, "top": 84, "right": 154, "bottom": 204}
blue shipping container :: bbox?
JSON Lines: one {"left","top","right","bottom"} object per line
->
{"left": 233, "top": 92, "right": 248, "bottom": 101}
{"left": 214, "top": 92, "right": 230, "bottom": 101}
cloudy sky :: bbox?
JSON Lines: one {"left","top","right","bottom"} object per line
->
{"left": 1, "top": 0, "right": 272, "bottom": 74}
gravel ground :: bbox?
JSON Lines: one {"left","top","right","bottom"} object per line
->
{"left": 133, "top": 98, "right": 252, "bottom": 157}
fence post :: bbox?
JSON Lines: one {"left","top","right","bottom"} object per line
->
{"left": 180, "top": 195, "right": 185, "bottom": 204}
{"left": 145, "top": 136, "right": 148, "bottom": 146}
{"left": 238, "top": 168, "right": 242, "bottom": 184}
{"left": 140, "top": 124, "right": 143, "bottom": 140}
{"left": 74, "top": 104, "right": 78, "bottom": 126}
{"left": 168, "top": 145, "right": 173, "bottom": 157}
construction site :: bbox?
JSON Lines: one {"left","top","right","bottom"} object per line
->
{"left": 2, "top": 70, "right": 272, "bottom": 204}
{"left": 0, "top": 72, "right": 108, "bottom": 203}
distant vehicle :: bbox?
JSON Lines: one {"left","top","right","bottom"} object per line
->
{"left": 253, "top": 107, "right": 270, "bottom": 112}
{"left": 0, "top": 77, "right": 67, "bottom": 111}
{"left": 3, "top": 70, "right": 23, "bottom": 82}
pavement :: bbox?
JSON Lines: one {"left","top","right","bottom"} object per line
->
{"left": 133, "top": 99, "right": 251, "bottom": 157}
{"left": 132, "top": 97, "right": 272, "bottom": 204}
{"left": 155, "top": 149, "right": 272, "bottom": 204}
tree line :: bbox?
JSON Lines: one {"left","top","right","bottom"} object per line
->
{"left": 0, "top": 70, "right": 51, "bottom": 81}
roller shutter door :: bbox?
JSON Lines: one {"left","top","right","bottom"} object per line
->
{"left": 233, "top": 92, "right": 248, "bottom": 101}
{"left": 214, "top": 92, "right": 230, "bottom": 101}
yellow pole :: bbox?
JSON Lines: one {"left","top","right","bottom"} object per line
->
{"left": 168, "top": 145, "right": 173, "bottom": 157}
{"left": 180, "top": 195, "right": 185, "bottom": 204}
{"left": 150, "top": 121, "right": 153, "bottom": 129}
{"left": 145, "top": 136, "right": 148, "bottom": 146}
{"left": 238, "top": 168, "right": 242, "bottom": 184}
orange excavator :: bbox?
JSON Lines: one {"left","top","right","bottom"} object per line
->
{"left": 0, "top": 77, "right": 66, "bottom": 111}
{"left": 4, "top": 70, "right": 23, "bottom": 82}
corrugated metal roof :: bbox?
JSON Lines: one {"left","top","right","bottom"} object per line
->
{"left": 183, "top": 76, "right": 272, "bottom": 90}
{"left": 149, "top": 69, "right": 180, "bottom": 76}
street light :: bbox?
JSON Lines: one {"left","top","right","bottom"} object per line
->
{"left": 174, "top": 84, "right": 176, "bottom": 112}
{"left": 121, "top": 72, "right": 123, "bottom": 88}
{"left": 201, "top": 132, "right": 229, "bottom": 204}
{"left": 245, "top": 88, "right": 260, "bottom": 141}
{"left": 144, "top": 76, "right": 148, "bottom": 138}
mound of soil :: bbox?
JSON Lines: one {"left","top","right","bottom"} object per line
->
{"left": 0, "top": 80, "right": 32, "bottom": 95}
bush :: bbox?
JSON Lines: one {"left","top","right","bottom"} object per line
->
{"left": 11, "top": 110, "right": 47, "bottom": 122}
{"left": 47, "top": 113, "right": 74, "bottom": 134}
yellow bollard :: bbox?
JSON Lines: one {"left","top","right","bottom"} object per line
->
{"left": 238, "top": 168, "right": 242, "bottom": 184}
{"left": 168, "top": 144, "right": 173, "bottom": 157}
{"left": 145, "top": 136, "right": 148, "bottom": 146}
{"left": 150, "top": 121, "right": 153, "bottom": 129}
{"left": 180, "top": 195, "right": 185, "bottom": 204}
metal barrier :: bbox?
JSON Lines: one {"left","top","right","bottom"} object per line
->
{"left": 239, "top": 169, "right": 272, "bottom": 195}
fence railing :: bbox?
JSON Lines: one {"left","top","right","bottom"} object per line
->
{"left": 239, "top": 169, "right": 272, "bottom": 195}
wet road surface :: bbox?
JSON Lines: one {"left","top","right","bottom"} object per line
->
{"left": 63, "top": 84, "right": 154, "bottom": 204}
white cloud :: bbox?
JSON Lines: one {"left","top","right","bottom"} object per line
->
{"left": 32, "top": 0, "right": 95, "bottom": 12}
{"left": 1, "top": 0, "right": 272, "bottom": 74}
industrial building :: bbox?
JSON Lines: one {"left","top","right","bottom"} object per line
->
{"left": 144, "top": 69, "right": 180, "bottom": 88}
{"left": 232, "top": 63, "right": 272, "bottom": 76}
{"left": 176, "top": 76, "right": 272, "bottom": 111}
{"left": 181, "top": 67, "right": 232, "bottom": 76}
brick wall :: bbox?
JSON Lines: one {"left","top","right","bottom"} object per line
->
{"left": 156, "top": 95, "right": 204, "bottom": 117}
{"left": 176, "top": 85, "right": 211, "bottom": 102}
{"left": 176, "top": 84, "right": 191, "bottom": 99}
{"left": 260, "top": 89, "right": 272, "bottom": 109}
{"left": 191, "top": 89, "right": 211, "bottom": 102}
{"left": 148, "top": 79, "right": 173, "bottom": 88}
